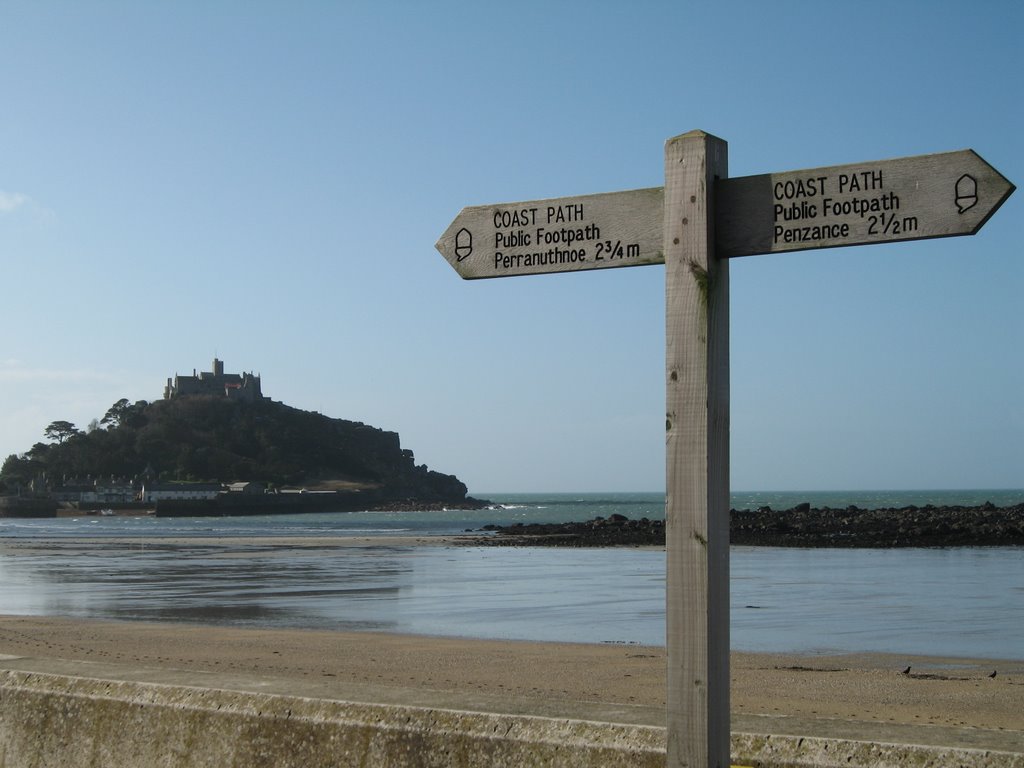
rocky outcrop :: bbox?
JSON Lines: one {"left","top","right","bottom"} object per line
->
{"left": 470, "top": 514, "right": 664, "bottom": 547}
{"left": 465, "top": 502, "right": 1024, "bottom": 548}
{"left": 730, "top": 501, "right": 1024, "bottom": 547}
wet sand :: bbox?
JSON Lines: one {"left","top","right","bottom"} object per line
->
{"left": 0, "top": 615, "right": 1020, "bottom": 753}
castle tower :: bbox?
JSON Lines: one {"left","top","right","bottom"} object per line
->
{"left": 213, "top": 358, "right": 224, "bottom": 378}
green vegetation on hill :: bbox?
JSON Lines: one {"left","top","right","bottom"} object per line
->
{"left": 1, "top": 396, "right": 469, "bottom": 503}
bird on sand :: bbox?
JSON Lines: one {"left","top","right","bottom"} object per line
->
{"left": 901, "top": 666, "right": 911, "bottom": 675}
{"left": 988, "top": 670, "right": 997, "bottom": 679}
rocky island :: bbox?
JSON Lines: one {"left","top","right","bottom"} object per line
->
{"left": 1, "top": 358, "right": 486, "bottom": 516}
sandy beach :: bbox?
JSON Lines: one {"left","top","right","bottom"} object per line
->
{"left": 0, "top": 614, "right": 1020, "bottom": 754}
{"left": 1, "top": 532, "right": 1021, "bottom": 754}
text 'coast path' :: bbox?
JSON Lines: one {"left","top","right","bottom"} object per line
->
{"left": 436, "top": 149, "right": 1014, "bottom": 278}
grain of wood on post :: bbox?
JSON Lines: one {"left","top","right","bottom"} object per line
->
{"left": 664, "top": 130, "right": 730, "bottom": 768}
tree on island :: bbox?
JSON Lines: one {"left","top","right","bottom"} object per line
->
{"left": 43, "top": 420, "right": 81, "bottom": 444}
{"left": 101, "top": 399, "right": 130, "bottom": 428}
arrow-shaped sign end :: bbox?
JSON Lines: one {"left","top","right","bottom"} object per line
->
{"left": 964, "top": 150, "right": 1016, "bottom": 237}
{"left": 435, "top": 213, "right": 478, "bottom": 279}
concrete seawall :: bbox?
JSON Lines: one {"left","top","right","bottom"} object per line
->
{"left": 1, "top": 669, "right": 1020, "bottom": 768}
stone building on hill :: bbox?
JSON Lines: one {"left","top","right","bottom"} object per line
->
{"left": 164, "top": 358, "right": 264, "bottom": 402}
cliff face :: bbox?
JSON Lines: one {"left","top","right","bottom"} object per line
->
{"left": 2, "top": 396, "right": 473, "bottom": 506}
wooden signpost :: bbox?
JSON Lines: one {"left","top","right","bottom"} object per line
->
{"left": 436, "top": 187, "right": 664, "bottom": 279}
{"left": 436, "top": 131, "right": 1014, "bottom": 768}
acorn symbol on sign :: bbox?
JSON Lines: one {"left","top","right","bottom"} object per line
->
{"left": 955, "top": 174, "right": 978, "bottom": 214}
{"left": 455, "top": 228, "right": 473, "bottom": 261}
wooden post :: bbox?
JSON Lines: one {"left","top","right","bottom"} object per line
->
{"left": 664, "top": 130, "right": 730, "bottom": 768}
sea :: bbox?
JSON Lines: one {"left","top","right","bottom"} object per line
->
{"left": 0, "top": 489, "right": 1021, "bottom": 660}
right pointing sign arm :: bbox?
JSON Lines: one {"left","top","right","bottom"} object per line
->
{"left": 716, "top": 149, "right": 1015, "bottom": 258}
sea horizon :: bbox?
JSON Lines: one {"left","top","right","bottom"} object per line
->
{"left": 474, "top": 488, "right": 1024, "bottom": 506}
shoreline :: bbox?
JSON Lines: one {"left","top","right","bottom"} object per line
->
{"left": 0, "top": 534, "right": 472, "bottom": 552}
{"left": 0, "top": 615, "right": 1020, "bottom": 753}
{"left": 7, "top": 496, "right": 1022, "bottom": 549}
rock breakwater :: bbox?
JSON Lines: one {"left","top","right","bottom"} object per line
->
{"left": 465, "top": 502, "right": 1024, "bottom": 548}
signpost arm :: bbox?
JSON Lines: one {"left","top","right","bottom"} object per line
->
{"left": 664, "top": 130, "right": 730, "bottom": 768}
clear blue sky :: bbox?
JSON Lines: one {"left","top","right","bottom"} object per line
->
{"left": 2, "top": 1, "right": 1020, "bottom": 493}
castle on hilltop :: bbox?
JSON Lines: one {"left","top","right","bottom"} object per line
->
{"left": 164, "top": 358, "right": 264, "bottom": 402}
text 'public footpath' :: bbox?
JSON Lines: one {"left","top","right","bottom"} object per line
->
{"left": 772, "top": 170, "right": 917, "bottom": 246}
{"left": 491, "top": 203, "right": 641, "bottom": 271}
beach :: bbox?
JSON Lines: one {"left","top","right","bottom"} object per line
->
{"left": 0, "top": 615, "right": 1021, "bottom": 755}
{"left": 1, "top": 495, "right": 1022, "bottom": 758}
